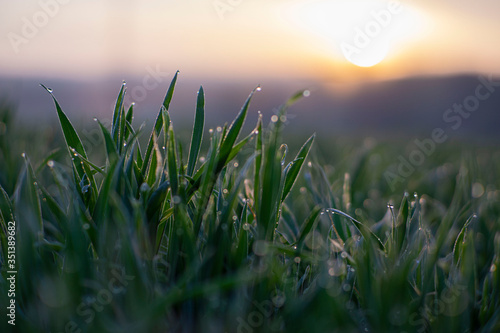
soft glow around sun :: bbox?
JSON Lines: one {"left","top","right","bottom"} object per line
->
{"left": 342, "top": 40, "right": 389, "bottom": 67}
{"left": 287, "top": 0, "right": 427, "bottom": 68}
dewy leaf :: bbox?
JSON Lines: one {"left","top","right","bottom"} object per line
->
{"left": 217, "top": 86, "right": 258, "bottom": 171}
{"left": 41, "top": 84, "right": 97, "bottom": 208}
{"left": 41, "top": 84, "right": 87, "bottom": 180}
{"left": 97, "top": 120, "right": 119, "bottom": 166}
{"left": 142, "top": 71, "right": 179, "bottom": 176}
{"left": 187, "top": 86, "right": 205, "bottom": 177}
{"left": 282, "top": 134, "right": 315, "bottom": 201}
{"left": 112, "top": 82, "right": 126, "bottom": 147}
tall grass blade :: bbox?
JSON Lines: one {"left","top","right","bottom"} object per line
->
{"left": 187, "top": 86, "right": 205, "bottom": 176}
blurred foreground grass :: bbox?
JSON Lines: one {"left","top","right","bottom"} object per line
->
{"left": 1, "top": 75, "right": 500, "bottom": 332}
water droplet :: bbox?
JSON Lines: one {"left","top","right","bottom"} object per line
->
{"left": 242, "top": 223, "right": 250, "bottom": 231}
{"left": 387, "top": 204, "right": 394, "bottom": 209}
{"left": 303, "top": 90, "right": 310, "bottom": 97}
{"left": 140, "top": 183, "right": 150, "bottom": 192}
{"left": 222, "top": 189, "right": 228, "bottom": 195}
{"left": 307, "top": 161, "right": 312, "bottom": 167}
{"left": 21, "top": 153, "right": 26, "bottom": 158}
{"left": 256, "top": 86, "right": 262, "bottom": 92}
{"left": 199, "top": 156, "right": 206, "bottom": 163}
{"left": 257, "top": 110, "right": 262, "bottom": 115}
{"left": 232, "top": 215, "right": 238, "bottom": 221}
{"left": 33, "top": 182, "right": 38, "bottom": 186}
{"left": 93, "top": 117, "right": 98, "bottom": 122}
{"left": 253, "top": 130, "right": 259, "bottom": 134}
{"left": 131, "top": 102, "right": 135, "bottom": 106}
{"left": 209, "top": 128, "right": 213, "bottom": 134}
{"left": 47, "top": 160, "right": 55, "bottom": 168}
{"left": 162, "top": 146, "right": 166, "bottom": 150}
{"left": 46, "top": 87, "right": 53, "bottom": 93}
{"left": 123, "top": 143, "right": 127, "bottom": 147}
{"left": 294, "top": 257, "right": 301, "bottom": 264}
{"left": 233, "top": 162, "right": 239, "bottom": 167}
{"left": 122, "top": 80, "right": 126, "bottom": 86}
{"left": 83, "top": 223, "right": 90, "bottom": 230}
{"left": 472, "top": 182, "right": 485, "bottom": 198}
{"left": 280, "top": 115, "right": 287, "bottom": 122}
{"left": 172, "top": 195, "right": 181, "bottom": 204}
{"left": 271, "top": 115, "right": 278, "bottom": 123}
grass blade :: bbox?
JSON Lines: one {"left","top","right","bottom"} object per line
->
{"left": 187, "top": 86, "right": 205, "bottom": 176}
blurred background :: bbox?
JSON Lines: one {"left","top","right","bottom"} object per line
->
{"left": 1, "top": 0, "right": 500, "bottom": 142}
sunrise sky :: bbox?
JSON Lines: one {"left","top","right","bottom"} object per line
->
{"left": 1, "top": 0, "right": 500, "bottom": 82}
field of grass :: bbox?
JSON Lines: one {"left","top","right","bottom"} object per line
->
{"left": 1, "top": 73, "right": 500, "bottom": 332}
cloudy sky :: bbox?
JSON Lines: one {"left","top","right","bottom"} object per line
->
{"left": 1, "top": 0, "right": 500, "bottom": 82}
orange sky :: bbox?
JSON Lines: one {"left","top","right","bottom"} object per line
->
{"left": 1, "top": 0, "right": 500, "bottom": 82}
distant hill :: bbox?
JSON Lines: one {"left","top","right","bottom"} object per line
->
{"left": 1, "top": 74, "right": 499, "bottom": 141}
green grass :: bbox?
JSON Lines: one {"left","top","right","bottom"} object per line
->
{"left": 1, "top": 74, "right": 500, "bottom": 332}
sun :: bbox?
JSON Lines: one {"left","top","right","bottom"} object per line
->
{"left": 341, "top": 40, "right": 389, "bottom": 67}
{"left": 287, "top": 0, "right": 425, "bottom": 68}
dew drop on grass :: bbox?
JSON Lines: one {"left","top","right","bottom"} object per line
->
{"left": 271, "top": 115, "right": 278, "bottom": 123}
{"left": 233, "top": 162, "right": 239, "bottom": 167}
{"left": 294, "top": 257, "right": 301, "bottom": 264}
{"left": 303, "top": 90, "right": 311, "bottom": 97}
{"left": 387, "top": 204, "right": 394, "bottom": 209}
{"left": 307, "top": 161, "right": 312, "bottom": 168}
{"left": 216, "top": 127, "right": 222, "bottom": 132}
{"left": 222, "top": 189, "right": 228, "bottom": 195}
{"left": 242, "top": 223, "right": 250, "bottom": 231}
{"left": 46, "top": 87, "right": 53, "bottom": 93}
{"left": 209, "top": 128, "right": 213, "bottom": 134}
{"left": 280, "top": 115, "right": 287, "bottom": 122}
{"left": 83, "top": 223, "right": 90, "bottom": 230}
{"left": 21, "top": 152, "right": 26, "bottom": 158}
{"left": 47, "top": 160, "right": 55, "bottom": 168}
{"left": 256, "top": 86, "right": 262, "bottom": 92}
{"left": 172, "top": 196, "right": 181, "bottom": 204}
{"left": 199, "top": 156, "right": 206, "bottom": 163}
